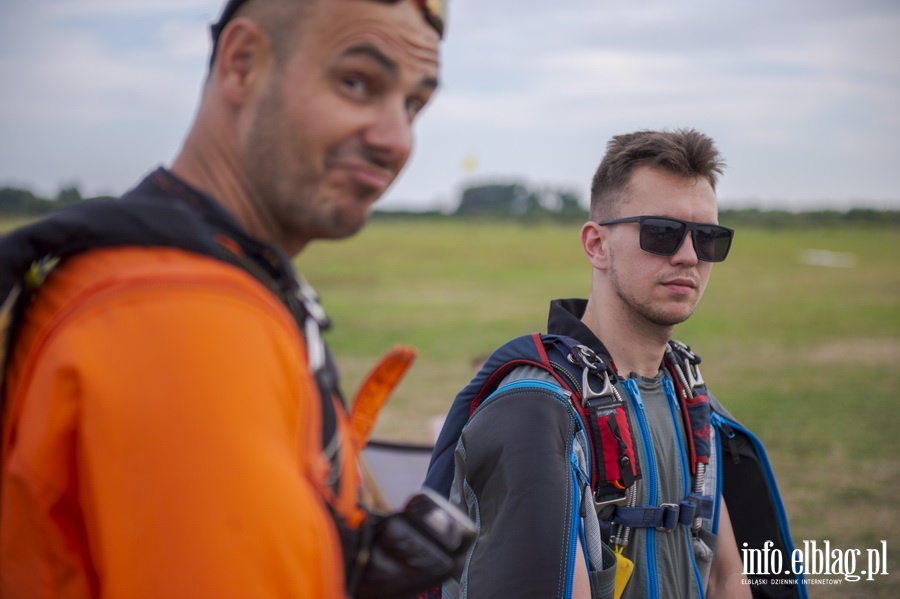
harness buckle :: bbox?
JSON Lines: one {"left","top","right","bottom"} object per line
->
{"left": 656, "top": 503, "right": 681, "bottom": 532}
{"left": 686, "top": 361, "right": 705, "bottom": 389}
{"left": 669, "top": 340, "right": 705, "bottom": 389}
{"left": 564, "top": 344, "right": 616, "bottom": 405}
{"left": 594, "top": 492, "right": 628, "bottom": 518}
{"left": 582, "top": 367, "right": 614, "bottom": 406}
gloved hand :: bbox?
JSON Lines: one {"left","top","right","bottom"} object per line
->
{"left": 346, "top": 489, "right": 476, "bottom": 599}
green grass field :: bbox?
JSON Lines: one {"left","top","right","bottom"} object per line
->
{"left": 4, "top": 215, "right": 898, "bottom": 596}
{"left": 298, "top": 219, "right": 900, "bottom": 598}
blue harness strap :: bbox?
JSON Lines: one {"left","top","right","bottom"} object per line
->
{"left": 424, "top": 333, "right": 644, "bottom": 510}
{"left": 424, "top": 334, "right": 719, "bottom": 536}
{"left": 424, "top": 334, "right": 562, "bottom": 497}
{"left": 423, "top": 331, "right": 806, "bottom": 596}
{"left": 612, "top": 493, "right": 714, "bottom": 531}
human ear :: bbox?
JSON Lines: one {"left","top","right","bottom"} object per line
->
{"left": 211, "top": 18, "right": 273, "bottom": 107}
{"left": 580, "top": 221, "right": 609, "bottom": 270}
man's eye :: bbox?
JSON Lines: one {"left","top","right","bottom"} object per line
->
{"left": 341, "top": 74, "right": 368, "bottom": 96}
{"left": 406, "top": 97, "right": 425, "bottom": 119}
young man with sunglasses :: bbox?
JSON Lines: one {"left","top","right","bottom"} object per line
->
{"left": 427, "top": 129, "right": 805, "bottom": 598}
{"left": 575, "top": 129, "right": 747, "bottom": 598}
{"left": 0, "top": 1, "right": 454, "bottom": 598}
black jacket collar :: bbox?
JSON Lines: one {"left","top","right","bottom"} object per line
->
{"left": 547, "top": 298, "right": 614, "bottom": 363}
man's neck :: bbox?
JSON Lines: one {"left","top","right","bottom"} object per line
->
{"left": 171, "top": 141, "right": 256, "bottom": 233}
{"left": 581, "top": 296, "right": 672, "bottom": 379}
{"left": 169, "top": 109, "right": 303, "bottom": 256}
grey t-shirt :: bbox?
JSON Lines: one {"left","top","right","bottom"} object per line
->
{"left": 618, "top": 370, "right": 702, "bottom": 599}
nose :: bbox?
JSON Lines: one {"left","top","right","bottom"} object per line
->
{"left": 671, "top": 230, "right": 700, "bottom": 266}
{"left": 362, "top": 100, "right": 413, "bottom": 171}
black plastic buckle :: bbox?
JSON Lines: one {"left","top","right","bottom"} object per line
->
{"left": 594, "top": 492, "right": 628, "bottom": 519}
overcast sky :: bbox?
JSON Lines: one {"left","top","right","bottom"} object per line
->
{"left": 1, "top": 0, "right": 898, "bottom": 211}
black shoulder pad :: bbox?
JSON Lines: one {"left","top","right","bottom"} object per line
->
{"left": 0, "top": 196, "right": 220, "bottom": 301}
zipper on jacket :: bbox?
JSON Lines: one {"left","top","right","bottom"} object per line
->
{"left": 715, "top": 414, "right": 741, "bottom": 465}
{"left": 712, "top": 418, "right": 724, "bottom": 532}
{"left": 573, "top": 413, "right": 596, "bottom": 599}
{"left": 565, "top": 451, "right": 581, "bottom": 599}
{"left": 662, "top": 378, "right": 691, "bottom": 500}
{"left": 622, "top": 378, "right": 660, "bottom": 599}
{"left": 549, "top": 360, "right": 582, "bottom": 396}
{"left": 663, "top": 378, "right": 706, "bottom": 598}
{"left": 568, "top": 431, "right": 596, "bottom": 599}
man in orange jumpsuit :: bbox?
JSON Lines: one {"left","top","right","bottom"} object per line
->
{"left": 0, "top": 0, "right": 445, "bottom": 597}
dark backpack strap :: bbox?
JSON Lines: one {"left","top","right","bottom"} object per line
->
{"left": 0, "top": 172, "right": 342, "bottom": 448}
{"left": 713, "top": 411, "right": 807, "bottom": 596}
{"left": 423, "top": 334, "right": 560, "bottom": 497}
{"left": 0, "top": 196, "right": 221, "bottom": 302}
{"left": 663, "top": 340, "right": 712, "bottom": 476}
{"left": 424, "top": 333, "right": 642, "bottom": 511}
{"left": 539, "top": 336, "right": 640, "bottom": 509}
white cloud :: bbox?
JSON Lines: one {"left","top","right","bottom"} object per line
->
{"left": 0, "top": 0, "right": 898, "bottom": 206}
{"left": 1, "top": 34, "right": 203, "bottom": 125}
{"left": 0, "top": 1, "right": 210, "bottom": 126}
{"left": 44, "top": 0, "right": 218, "bottom": 18}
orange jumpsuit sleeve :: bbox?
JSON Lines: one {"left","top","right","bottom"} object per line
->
{"left": 7, "top": 254, "right": 345, "bottom": 598}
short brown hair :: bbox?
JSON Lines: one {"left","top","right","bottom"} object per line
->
{"left": 589, "top": 128, "right": 726, "bottom": 221}
{"left": 210, "top": 0, "right": 430, "bottom": 69}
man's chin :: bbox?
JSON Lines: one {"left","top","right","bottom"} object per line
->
{"left": 656, "top": 308, "right": 696, "bottom": 328}
{"left": 642, "top": 302, "right": 698, "bottom": 328}
{"left": 321, "top": 204, "right": 373, "bottom": 239}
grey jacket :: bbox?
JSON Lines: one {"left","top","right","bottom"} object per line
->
{"left": 430, "top": 299, "right": 805, "bottom": 599}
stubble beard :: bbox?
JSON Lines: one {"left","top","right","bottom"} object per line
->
{"left": 608, "top": 257, "right": 697, "bottom": 331}
{"left": 243, "top": 81, "right": 365, "bottom": 248}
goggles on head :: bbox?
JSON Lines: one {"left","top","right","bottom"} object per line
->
{"left": 210, "top": 0, "right": 445, "bottom": 63}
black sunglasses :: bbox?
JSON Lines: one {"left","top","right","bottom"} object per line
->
{"left": 599, "top": 215, "right": 734, "bottom": 263}
{"left": 210, "top": 0, "right": 445, "bottom": 64}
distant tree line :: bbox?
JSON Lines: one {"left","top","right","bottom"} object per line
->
{"left": 444, "top": 183, "right": 899, "bottom": 227}
{"left": 3, "top": 183, "right": 898, "bottom": 228}
{"left": 718, "top": 207, "right": 900, "bottom": 228}
{"left": 0, "top": 185, "right": 114, "bottom": 216}
{"left": 454, "top": 183, "right": 586, "bottom": 221}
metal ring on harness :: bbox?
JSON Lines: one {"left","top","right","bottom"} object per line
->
{"left": 567, "top": 344, "right": 601, "bottom": 370}
{"left": 565, "top": 344, "right": 615, "bottom": 406}
{"left": 668, "top": 340, "right": 705, "bottom": 389}
{"left": 582, "top": 367, "right": 613, "bottom": 406}
{"left": 686, "top": 361, "right": 705, "bottom": 389}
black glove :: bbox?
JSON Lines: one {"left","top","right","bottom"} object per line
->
{"left": 347, "top": 489, "right": 476, "bottom": 599}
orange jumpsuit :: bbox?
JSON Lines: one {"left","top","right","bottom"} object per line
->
{"left": 1, "top": 246, "right": 355, "bottom": 598}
